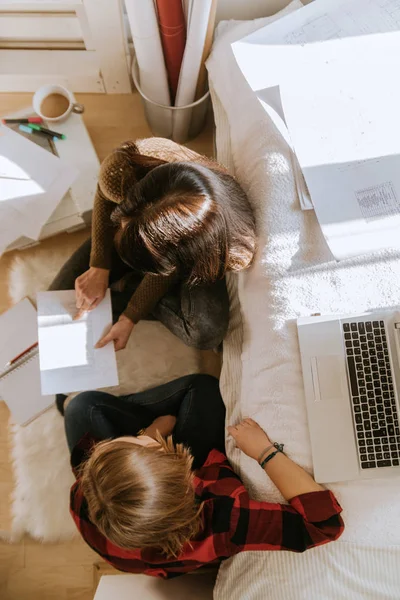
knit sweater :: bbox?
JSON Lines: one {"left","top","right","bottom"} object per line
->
{"left": 89, "top": 137, "right": 224, "bottom": 323}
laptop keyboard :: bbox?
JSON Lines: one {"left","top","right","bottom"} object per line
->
{"left": 344, "top": 320, "right": 400, "bottom": 470}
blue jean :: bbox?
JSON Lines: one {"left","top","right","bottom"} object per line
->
{"left": 64, "top": 374, "right": 226, "bottom": 469}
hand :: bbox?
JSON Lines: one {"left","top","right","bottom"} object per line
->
{"left": 95, "top": 314, "right": 134, "bottom": 351}
{"left": 228, "top": 418, "right": 271, "bottom": 461}
{"left": 74, "top": 267, "right": 109, "bottom": 320}
{"left": 144, "top": 415, "right": 177, "bottom": 440}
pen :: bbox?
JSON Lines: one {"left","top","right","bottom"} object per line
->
{"left": 1, "top": 117, "right": 42, "bottom": 124}
{"left": 19, "top": 124, "right": 58, "bottom": 142}
{"left": 5, "top": 342, "right": 38, "bottom": 368}
{"left": 27, "top": 123, "right": 66, "bottom": 140}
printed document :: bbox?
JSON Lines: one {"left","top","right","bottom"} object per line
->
{"left": 37, "top": 289, "right": 119, "bottom": 395}
{"left": 280, "top": 33, "right": 400, "bottom": 259}
{"left": 232, "top": 0, "right": 400, "bottom": 259}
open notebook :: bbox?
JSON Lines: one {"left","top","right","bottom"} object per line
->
{"left": 0, "top": 299, "right": 54, "bottom": 425}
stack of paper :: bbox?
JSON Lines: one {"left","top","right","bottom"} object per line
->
{"left": 0, "top": 125, "right": 77, "bottom": 256}
{"left": 232, "top": 0, "right": 400, "bottom": 259}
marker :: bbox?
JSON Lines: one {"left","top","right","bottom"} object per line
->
{"left": 19, "top": 124, "right": 58, "bottom": 142}
{"left": 27, "top": 123, "right": 66, "bottom": 140}
{"left": 1, "top": 117, "right": 42, "bottom": 124}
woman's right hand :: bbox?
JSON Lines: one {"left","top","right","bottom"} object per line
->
{"left": 228, "top": 418, "right": 271, "bottom": 461}
{"left": 74, "top": 267, "right": 110, "bottom": 319}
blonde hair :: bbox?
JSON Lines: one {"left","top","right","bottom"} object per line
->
{"left": 79, "top": 435, "right": 203, "bottom": 557}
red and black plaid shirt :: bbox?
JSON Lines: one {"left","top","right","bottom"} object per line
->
{"left": 70, "top": 437, "right": 344, "bottom": 579}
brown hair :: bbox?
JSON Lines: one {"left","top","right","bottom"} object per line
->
{"left": 79, "top": 435, "right": 203, "bottom": 557}
{"left": 111, "top": 157, "right": 256, "bottom": 285}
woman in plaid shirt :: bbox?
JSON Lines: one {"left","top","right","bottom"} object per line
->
{"left": 65, "top": 374, "right": 344, "bottom": 578}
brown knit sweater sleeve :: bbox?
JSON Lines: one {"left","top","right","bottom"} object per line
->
{"left": 89, "top": 184, "right": 117, "bottom": 269}
{"left": 123, "top": 273, "right": 177, "bottom": 324}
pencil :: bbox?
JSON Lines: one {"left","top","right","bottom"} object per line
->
{"left": 5, "top": 342, "right": 38, "bottom": 368}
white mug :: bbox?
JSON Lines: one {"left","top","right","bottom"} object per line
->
{"left": 33, "top": 84, "right": 84, "bottom": 123}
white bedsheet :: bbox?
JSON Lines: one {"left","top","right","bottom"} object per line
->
{"left": 207, "top": 4, "right": 400, "bottom": 599}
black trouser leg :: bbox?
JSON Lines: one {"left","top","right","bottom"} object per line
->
{"left": 64, "top": 374, "right": 225, "bottom": 469}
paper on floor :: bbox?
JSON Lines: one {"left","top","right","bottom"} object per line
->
{"left": 0, "top": 125, "right": 78, "bottom": 255}
{"left": 0, "top": 298, "right": 54, "bottom": 425}
{"left": 37, "top": 289, "right": 119, "bottom": 394}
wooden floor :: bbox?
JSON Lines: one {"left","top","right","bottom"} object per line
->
{"left": 0, "top": 92, "right": 215, "bottom": 600}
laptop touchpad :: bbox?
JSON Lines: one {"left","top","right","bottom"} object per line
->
{"left": 315, "top": 356, "right": 343, "bottom": 401}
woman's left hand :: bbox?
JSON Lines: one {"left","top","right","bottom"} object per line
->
{"left": 228, "top": 418, "right": 271, "bottom": 461}
{"left": 95, "top": 314, "right": 134, "bottom": 351}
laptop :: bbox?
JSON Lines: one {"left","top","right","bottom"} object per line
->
{"left": 297, "top": 310, "right": 400, "bottom": 483}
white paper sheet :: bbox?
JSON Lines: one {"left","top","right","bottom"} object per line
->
{"left": 232, "top": 0, "right": 400, "bottom": 258}
{"left": 0, "top": 299, "right": 54, "bottom": 425}
{"left": 257, "top": 91, "right": 313, "bottom": 210}
{"left": 0, "top": 155, "right": 44, "bottom": 201}
{"left": 37, "top": 289, "right": 119, "bottom": 395}
{"left": 279, "top": 32, "right": 400, "bottom": 259}
{"left": 0, "top": 354, "right": 54, "bottom": 425}
{"left": 0, "top": 298, "right": 38, "bottom": 371}
{"left": 39, "top": 322, "right": 89, "bottom": 371}
{"left": 0, "top": 125, "right": 78, "bottom": 255}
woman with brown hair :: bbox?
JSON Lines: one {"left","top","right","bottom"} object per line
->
{"left": 65, "top": 374, "right": 344, "bottom": 578}
{"left": 50, "top": 138, "right": 256, "bottom": 350}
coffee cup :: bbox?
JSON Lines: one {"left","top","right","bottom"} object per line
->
{"left": 33, "top": 84, "right": 84, "bottom": 123}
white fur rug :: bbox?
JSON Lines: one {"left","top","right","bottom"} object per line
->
{"left": 6, "top": 243, "right": 201, "bottom": 542}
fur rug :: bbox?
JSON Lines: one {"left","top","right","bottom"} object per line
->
{"left": 6, "top": 244, "right": 201, "bottom": 542}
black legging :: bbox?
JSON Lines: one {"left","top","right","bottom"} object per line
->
{"left": 64, "top": 374, "right": 226, "bottom": 470}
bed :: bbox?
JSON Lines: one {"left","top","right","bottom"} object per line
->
{"left": 207, "top": 3, "right": 400, "bottom": 599}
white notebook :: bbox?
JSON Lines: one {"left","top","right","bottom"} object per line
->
{"left": 37, "top": 289, "right": 119, "bottom": 395}
{"left": 0, "top": 299, "right": 54, "bottom": 425}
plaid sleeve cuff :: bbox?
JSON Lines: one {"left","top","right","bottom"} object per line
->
{"left": 290, "top": 490, "right": 342, "bottom": 522}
